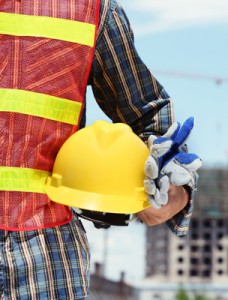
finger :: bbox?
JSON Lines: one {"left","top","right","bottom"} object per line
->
{"left": 175, "top": 152, "right": 202, "bottom": 172}
{"left": 152, "top": 137, "right": 173, "bottom": 157}
{"left": 163, "top": 122, "right": 180, "bottom": 139}
{"left": 163, "top": 161, "right": 192, "bottom": 186}
{"left": 158, "top": 175, "right": 170, "bottom": 193}
{"left": 155, "top": 189, "right": 169, "bottom": 206}
{"left": 145, "top": 155, "right": 159, "bottom": 179}
{"left": 155, "top": 176, "right": 170, "bottom": 205}
{"left": 144, "top": 178, "right": 156, "bottom": 195}
{"left": 147, "top": 194, "right": 162, "bottom": 209}
{"left": 172, "top": 117, "right": 194, "bottom": 148}
{"left": 147, "top": 135, "right": 157, "bottom": 149}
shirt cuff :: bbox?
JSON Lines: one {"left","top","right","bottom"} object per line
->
{"left": 165, "top": 186, "right": 195, "bottom": 236}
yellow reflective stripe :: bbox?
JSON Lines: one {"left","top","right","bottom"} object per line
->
{"left": 0, "top": 167, "right": 49, "bottom": 194}
{"left": 0, "top": 88, "right": 82, "bottom": 125}
{"left": 0, "top": 12, "right": 95, "bottom": 47}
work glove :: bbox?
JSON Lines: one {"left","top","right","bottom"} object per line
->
{"left": 144, "top": 117, "right": 202, "bottom": 209}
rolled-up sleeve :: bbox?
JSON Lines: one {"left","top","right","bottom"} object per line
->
{"left": 89, "top": 0, "right": 174, "bottom": 137}
{"left": 88, "top": 0, "right": 192, "bottom": 236}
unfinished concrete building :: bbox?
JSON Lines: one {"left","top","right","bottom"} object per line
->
{"left": 145, "top": 168, "right": 228, "bottom": 284}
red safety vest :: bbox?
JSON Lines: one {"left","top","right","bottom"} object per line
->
{"left": 0, "top": 0, "right": 100, "bottom": 231}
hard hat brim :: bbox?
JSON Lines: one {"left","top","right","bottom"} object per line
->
{"left": 45, "top": 184, "right": 151, "bottom": 214}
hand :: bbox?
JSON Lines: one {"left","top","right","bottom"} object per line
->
{"left": 138, "top": 184, "right": 189, "bottom": 226}
{"left": 144, "top": 117, "right": 202, "bottom": 208}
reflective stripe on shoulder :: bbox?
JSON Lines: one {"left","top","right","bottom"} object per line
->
{"left": 0, "top": 167, "right": 49, "bottom": 194}
{"left": 0, "top": 88, "right": 82, "bottom": 125}
{"left": 0, "top": 12, "right": 96, "bottom": 47}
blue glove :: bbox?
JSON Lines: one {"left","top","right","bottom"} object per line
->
{"left": 144, "top": 117, "right": 202, "bottom": 209}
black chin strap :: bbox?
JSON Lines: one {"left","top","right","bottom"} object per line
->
{"left": 77, "top": 209, "right": 130, "bottom": 229}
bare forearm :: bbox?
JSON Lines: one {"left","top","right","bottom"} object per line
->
{"left": 137, "top": 184, "right": 190, "bottom": 226}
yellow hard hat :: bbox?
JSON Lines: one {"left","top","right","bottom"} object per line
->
{"left": 45, "top": 120, "right": 151, "bottom": 214}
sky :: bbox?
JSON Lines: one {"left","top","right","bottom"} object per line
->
{"left": 84, "top": 0, "right": 228, "bottom": 283}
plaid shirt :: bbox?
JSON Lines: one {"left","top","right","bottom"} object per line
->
{"left": 0, "top": 1, "right": 193, "bottom": 300}
{"left": 87, "top": 0, "right": 193, "bottom": 236}
{"left": 0, "top": 212, "right": 89, "bottom": 300}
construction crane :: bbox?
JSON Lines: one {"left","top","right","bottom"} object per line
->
{"left": 152, "top": 69, "right": 228, "bottom": 85}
